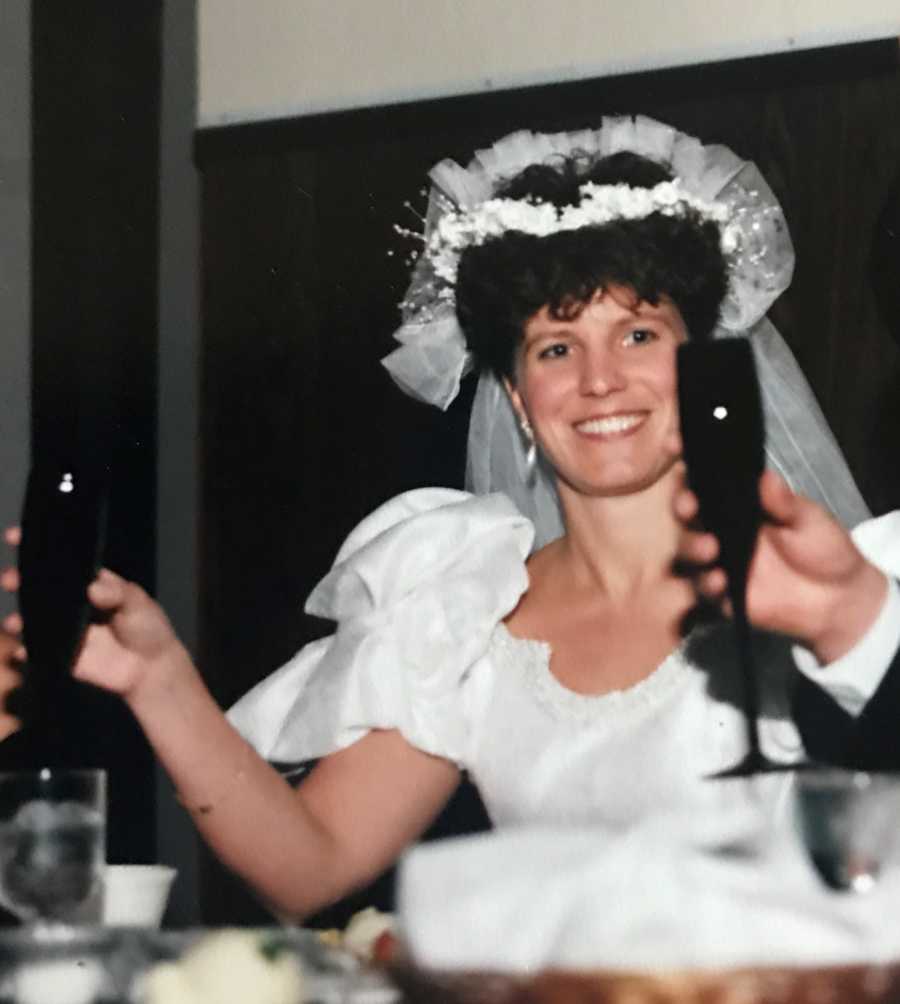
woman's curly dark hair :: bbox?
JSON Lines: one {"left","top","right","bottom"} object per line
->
{"left": 455, "top": 151, "right": 729, "bottom": 382}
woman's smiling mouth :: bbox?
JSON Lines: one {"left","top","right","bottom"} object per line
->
{"left": 574, "top": 413, "right": 647, "bottom": 437}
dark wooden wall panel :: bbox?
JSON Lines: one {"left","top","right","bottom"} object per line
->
{"left": 196, "top": 41, "right": 900, "bottom": 923}
{"left": 198, "top": 145, "right": 476, "bottom": 709}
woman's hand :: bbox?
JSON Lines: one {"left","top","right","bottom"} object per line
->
{"left": 0, "top": 631, "right": 24, "bottom": 741}
{"left": 675, "top": 468, "right": 887, "bottom": 664}
{"left": 5, "top": 520, "right": 190, "bottom": 703}
{"left": 73, "top": 569, "right": 194, "bottom": 702}
{"left": 1, "top": 527, "right": 25, "bottom": 739}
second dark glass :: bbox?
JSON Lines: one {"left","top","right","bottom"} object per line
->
{"left": 677, "top": 339, "right": 804, "bottom": 776}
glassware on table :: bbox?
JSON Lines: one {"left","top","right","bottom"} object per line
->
{"left": 0, "top": 768, "right": 106, "bottom": 925}
{"left": 794, "top": 769, "right": 900, "bottom": 892}
{"left": 677, "top": 339, "right": 807, "bottom": 777}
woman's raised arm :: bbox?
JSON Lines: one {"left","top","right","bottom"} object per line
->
{"left": 11, "top": 564, "right": 461, "bottom": 920}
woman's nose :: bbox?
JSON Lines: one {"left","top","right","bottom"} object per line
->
{"left": 579, "top": 346, "right": 625, "bottom": 396}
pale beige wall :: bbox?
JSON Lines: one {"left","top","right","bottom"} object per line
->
{"left": 198, "top": 0, "right": 899, "bottom": 126}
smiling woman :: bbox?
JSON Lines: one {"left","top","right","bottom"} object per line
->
{"left": 3, "top": 114, "right": 900, "bottom": 930}
{"left": 178, "top": 42, "right": 900, "bottom": 925}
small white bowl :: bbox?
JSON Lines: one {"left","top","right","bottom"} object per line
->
{"left": 102, "top": 864, "right": 177, "bottom": 928}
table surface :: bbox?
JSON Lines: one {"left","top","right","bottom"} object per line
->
{"left": 3, "top": 927, "right": 900, "bottom": 1004}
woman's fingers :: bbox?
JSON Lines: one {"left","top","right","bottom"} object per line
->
{"left": 758, "top": 468, "right": 797, "bottom": 526}
{"left": 86, "top": 568, "right": 130, "bottom": 610}
{"left": 673, "top": 477, "right": 718, "bottom": 562}
{"left": 673, "top": 483, "right": 700, "bottom": 524}
{"left": 0, "top": 633, "right": 25, "bottom": 666}
{"left": 674, "top": 477, "right": 725, "bottom": 594}
{"left": 674, "top": 475, "right": 731, "bottom": 613}
{"left": 1, "top": 567, "right": 19, "bottom": 593}
{"left": 0, "top": 633, "right": 24, "bottom": 740}
{"left": 73, "top": 584, "right": 180, "bottom": 695}
{"left": 679, "top": 530, "right": 719, "bottom": 566}
{"left": 0, "top": 614, "right": 24, "bottom": 660}
{"left": 72, "top": 622, "right": 139, "bottom": 689}
{"left": 81, "top": 570, "right": 177, "bottom": 671}
{"left": 678, "top": 470, "right": 796, "bottom": 533}
{"left": 697, "top": 566, "right": 728, "bottom": 600}
{"left": 4, "top": 527, "right": 21, "bottom": 548}
{"left": 3, "top": 611, "right": 23, "bottom": 636}
{"left": 0, "top": 656, "right": 24, "bottom": 684}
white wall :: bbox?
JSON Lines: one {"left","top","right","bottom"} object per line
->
{"left": 198, "top": 0, "right": 899, "bottom": 126}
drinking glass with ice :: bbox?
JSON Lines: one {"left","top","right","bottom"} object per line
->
{"left": 0, "top": 769, "right": 106, "bottom": 925}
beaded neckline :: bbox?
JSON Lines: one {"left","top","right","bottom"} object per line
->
{"left": 492, "top": 621, "right": 690, "bottom": 726}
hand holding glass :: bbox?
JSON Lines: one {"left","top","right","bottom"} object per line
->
{"left": 677, "top": 340, "right": 805, "bottom": 776}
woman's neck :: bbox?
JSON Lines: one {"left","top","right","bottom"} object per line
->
{"left": 550, "top": 464, "right": 684, "bottom": 604}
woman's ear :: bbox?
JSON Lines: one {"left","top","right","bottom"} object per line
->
{"left": 503, "top": 376, "right": 528, "bottom": 427}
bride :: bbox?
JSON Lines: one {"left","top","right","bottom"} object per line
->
{"left": 2, "top": 116, "right": 899, "bottom": 920}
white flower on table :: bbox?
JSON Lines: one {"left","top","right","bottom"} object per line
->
{"left": 139, "top": 929, "right": 305, "bottom": 1004}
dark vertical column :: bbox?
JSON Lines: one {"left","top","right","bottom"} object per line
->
{"left": 29, "top": 1, "right": 162, "bottom": 862}
{"left": 157, "top": 0, "right": 201, "bottom": 926}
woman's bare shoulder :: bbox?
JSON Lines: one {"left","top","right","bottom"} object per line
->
{"left": 504, "top": 538, "right": 567, "bottom": 636}
{"left": 525, "top": 536, "right": 567, "bottom": 581}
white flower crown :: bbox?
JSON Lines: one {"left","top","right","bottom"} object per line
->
{"left": 423, "top": 178, "right": 741, "bottom": 294}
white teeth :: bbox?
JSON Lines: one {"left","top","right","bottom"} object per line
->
{"left": 576, "top": 414, "right": 644, "bottom": 435}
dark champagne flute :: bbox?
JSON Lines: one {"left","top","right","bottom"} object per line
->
{"left": 17, "top": 461, "right": 109, "bottom": 698}
{"left": 677, "top": 339, "right": 805, "bottom": 777}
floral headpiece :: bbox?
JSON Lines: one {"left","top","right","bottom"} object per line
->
{"left": 383, "top": 116, "right": 794, "bottom": 410}
{"left": 421, "top": 179, "right": 740, "bottom": 301}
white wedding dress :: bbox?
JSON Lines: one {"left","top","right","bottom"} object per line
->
{"left": 228, "top": 489, "right": 900, "bottom": 832}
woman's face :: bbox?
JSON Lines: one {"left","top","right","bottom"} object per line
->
{"left": 507, "top": 286, "right": 688, "bottom": 498}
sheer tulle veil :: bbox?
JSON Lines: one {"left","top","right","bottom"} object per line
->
{"left": 382, "top": 116, "right": 870, "bottom": 549}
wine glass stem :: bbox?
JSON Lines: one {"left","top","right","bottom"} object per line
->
{"left": 733, "top": 603, "right": 762, "bottom": 756}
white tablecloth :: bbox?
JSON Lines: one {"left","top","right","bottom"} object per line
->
{"left": 398, "top": 788, "right": 900, "bottom": 973}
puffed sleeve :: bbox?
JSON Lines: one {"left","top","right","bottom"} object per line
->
{"left": 227, "top": 488, "right": 534, "bottom": 767}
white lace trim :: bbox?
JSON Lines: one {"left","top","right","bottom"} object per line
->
{"left": 491, "top": 622, "right": 690, "bottom": 728}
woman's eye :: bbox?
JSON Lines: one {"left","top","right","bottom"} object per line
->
{"left": 624, "top": 328, "right": 657, "bottom": 346}
{"left": 537, "top": 343, "right": 569, "bottom": 360}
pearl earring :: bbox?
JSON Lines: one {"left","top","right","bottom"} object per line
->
{"left": 520, "top": 417, "right": 537, "bottom": 474}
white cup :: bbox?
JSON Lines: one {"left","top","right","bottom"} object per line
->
{"left": 102, "top": 864, "right": 177, "bottom": 928}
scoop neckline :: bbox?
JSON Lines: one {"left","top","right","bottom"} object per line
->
{"left": 493, "top": 621, "right": 689, "bottom": 724}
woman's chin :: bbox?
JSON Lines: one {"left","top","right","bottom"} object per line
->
{"left": 556, "top": 455, "right": 682, "bottom": 501}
